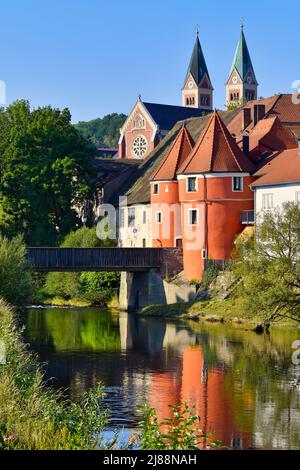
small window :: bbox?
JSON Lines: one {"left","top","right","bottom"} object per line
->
{"left": 128, "top": 207, "right": 135, "bottom": 227}
{"left": 143, "top": 210, "right": 147, "bottom": 224}
{"left": 233, "top": 176, "right": 243, "bottom": 192}
{"left": 156, "top": 212, "right": 162, "bottom": 224}
{"left": 187, "top": 177, "right": 197, "bottom": 192}
{"left": 119, "top": 208, "right": 125, "bottom": 228}
{"left": 296, "top": 191, "right": 300, "bottom": 203}
{"left": 175, "top": 238, "right": 183, "bottom": 248}
{"left": 188, "top": 209, "right": 198, "bottom": 226}
{"left": 262, "top": 193, "right": 274, "bottom": 210}
{"left": 153, "top": 183, "right": 159, "bottom": 195}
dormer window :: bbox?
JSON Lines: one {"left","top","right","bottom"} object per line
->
{"left": 153, "top": 183, "right": 159, "bottom": 195}
{"left": 187, "top": 177, "right": 197, "bottom": 192}
{"left": 233, "top": 176, "right": 243, "bottom": 192}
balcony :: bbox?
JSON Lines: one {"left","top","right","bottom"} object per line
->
{"left": 241, "top": 210, "right": 255, "bottom": 225}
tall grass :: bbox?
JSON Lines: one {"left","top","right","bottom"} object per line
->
{"left": 0, "top": 299, "right": 112, "bottom": 450}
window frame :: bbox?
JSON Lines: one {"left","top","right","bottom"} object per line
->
{"left": 153, "top": 183, "right": 159, "bottom": 195}
{"left": 187, "top": 176, "right": 197, "bottom": 193}
{"left": 188, "top": 208, "right": 199, "bottom": 226}
{"left": 128, "top": 207, "right": 136, "bottom": 227}
{"left": 232, "top": 176, "right": 243, "bottom": 192}
{"left": 156, "top": 211, "right": 162, "bottom": 224}
{"left": 262, "top": 193, "right": 274, "bottom": 210}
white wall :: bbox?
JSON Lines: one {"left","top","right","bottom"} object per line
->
{"left": 255, "top": 183, "right": 300, "bottom": 215}
{"left": 118, "top": 204, "right": 152, "bottom": 247}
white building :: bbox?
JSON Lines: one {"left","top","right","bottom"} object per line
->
{"left": 252, "top": 147, "right": 300, "bottom": 216}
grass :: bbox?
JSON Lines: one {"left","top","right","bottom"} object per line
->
{"left": 141, "top": 297, "right": 296, "bottom": 327}
{"left": 0, "top": 298, "right": 115, "bottom": 450}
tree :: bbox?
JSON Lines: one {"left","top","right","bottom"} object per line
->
{"left": 0, "top": 234, "right": 33, "bottom": 305}
{"left": 0, "top": 101, "right": 96, "bottom": 245}
{"left": 75, "top": 113, "right": 127, "bottom": 148}
{"left": 233, "top": 202, "right": 300, "bottom": 327}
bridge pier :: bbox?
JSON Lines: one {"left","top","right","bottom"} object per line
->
{"left": 119, "top": 270, "right": 196, "bottom": 312}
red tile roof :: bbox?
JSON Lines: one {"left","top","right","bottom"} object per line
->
{"left": 227, "top": 94, "right": 300, "bottom": 144}
{"left": 178, "top": 111, "right": 255, "bottom": 174}
{"left": 252, "top": 147, "right": 300, "bottom": 187}
{"left": 249, "top": 116, "right": 296, "bottom": 154}
{"left": 151, "top": 126, "right": 194, "bottom": 181}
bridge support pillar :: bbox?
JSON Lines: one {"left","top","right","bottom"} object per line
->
{"left": 119, "top": 270, "right": 166, "bottom": 312}
{"left": 119, "top": 270, "right": 196, "bottom": 312}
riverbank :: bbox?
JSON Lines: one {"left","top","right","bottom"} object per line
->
{"left": 141, "top": 297, "right": 298, "bottom": 327}
{"left": 35, "top": 295, "right": 119, "bottom": 309}
{"left": 0, "top": 299, "right": 112, "bottom": 450}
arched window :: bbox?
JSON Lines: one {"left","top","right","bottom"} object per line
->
{"left": 133, "top": 114, "right": 145, "bottom": 129}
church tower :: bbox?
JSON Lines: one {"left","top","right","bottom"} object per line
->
{"left": 226, "top": 24, "right": 258, "bottom": 108}
{"left": 182, "top": 32, "right": 213, "bottom": 110}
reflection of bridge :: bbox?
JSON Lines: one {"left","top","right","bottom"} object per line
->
{"left": 27, "top": 247, "right": 162, "bottom": 272}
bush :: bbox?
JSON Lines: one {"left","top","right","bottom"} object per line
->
{"left": 0, "top": 234, "right": 33, "bottom": 305}
{"left": 43, "top": 228, "right": 120, "bottom": 305}
{"left": 138, "top": 403, "right": 222, "bottom": 450}
{"left": 201, "top": 262, "right": 220, "bottom": 289}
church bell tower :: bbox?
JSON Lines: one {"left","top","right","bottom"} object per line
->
{"left": 182, "top": 32, "right": 213, "bottom": 110}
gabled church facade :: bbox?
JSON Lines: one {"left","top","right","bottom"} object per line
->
{"left": 118, "top": 34, "right": 213, "bottom": 160}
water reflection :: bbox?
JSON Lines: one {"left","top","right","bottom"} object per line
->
{"left": 24, "top": 308, "right": 300, "bottom": 450}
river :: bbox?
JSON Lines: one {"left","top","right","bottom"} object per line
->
{"left": 23, "top": 307, "right": 300, "bottom": 450}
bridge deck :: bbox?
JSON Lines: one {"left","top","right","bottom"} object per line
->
{"left": 27, "top": 247, "right": 162, "bottom": 272}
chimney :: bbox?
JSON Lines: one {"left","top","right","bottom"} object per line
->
{"left": 243, "top": 133, "right": 250, "bottom": 156}
{"left": 252, "top": 104, "right": 266, "bottom": 126}
{"left": 242, "top": 108, "right": 251, "bottom": 129}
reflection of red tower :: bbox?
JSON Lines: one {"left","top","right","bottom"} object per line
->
{"left": 149, "top": 344, "right": 252, "bottom": 449}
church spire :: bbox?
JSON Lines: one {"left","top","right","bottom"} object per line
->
{"left": 226, "top": 24, "right": 258, "bottom": 108}
{"left": 182, "top": 32, "right": 213, "bottom": 110}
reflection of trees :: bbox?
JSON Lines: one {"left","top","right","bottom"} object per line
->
{"left": 188, "top": 321, "right": 300, "bottom": 449}
{"left": 25, "top": 308, "right": 121, "bottom": 352}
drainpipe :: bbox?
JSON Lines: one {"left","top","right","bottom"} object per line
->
{"left": 203, "top": 173, "right": 208, "bottom": 267}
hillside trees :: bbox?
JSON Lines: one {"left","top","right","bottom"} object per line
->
{"left": 0, "top": 100, "right": 96, "bottom": 245}
{"left": 75, "top": 113, "right": 127, "bottom": 148}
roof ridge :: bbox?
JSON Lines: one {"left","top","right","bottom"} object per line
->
{"left": 177, "top": 113, "right": 215, "bottom": 174}
{"left": 214, "top": 111, "right": 243, "bottom": 171}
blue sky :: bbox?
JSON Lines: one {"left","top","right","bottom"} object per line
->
{"left": 0, "top": 0, "right": 298, "bottom": 123}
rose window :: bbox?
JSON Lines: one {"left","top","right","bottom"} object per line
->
{"left": 132, "top": 135, "right": 148, "bottom": 159}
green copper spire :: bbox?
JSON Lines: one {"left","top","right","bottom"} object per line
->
{"left": 230, "top": 27, "right": 256, "bottom": 81}
{"left": 185, "top": 34, "right": 212, "bottom": 87}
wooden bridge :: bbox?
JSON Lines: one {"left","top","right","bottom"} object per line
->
{"left": 27, "top": 247, "right": 162, "bottom": 272}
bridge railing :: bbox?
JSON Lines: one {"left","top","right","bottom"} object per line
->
{"left": 27, "top": 247, "right": 162, "bottom": 272}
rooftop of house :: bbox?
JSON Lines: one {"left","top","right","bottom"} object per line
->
{"left": 177, "top": 111, "right": 254, "bottom": 174}
{"left": 151, "top": 126, "right": 194, "bottom": 181}
{"left": 252, "top": 147, "right": 300, "bottom": 187}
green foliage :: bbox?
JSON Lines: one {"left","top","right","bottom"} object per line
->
{"left": 0, "top": 100, "right": 96, "bottom": 245}
{"left": 0, "top": 234, "right": 33, "bottom": 305}
{"left": 233, "top": 202, "right": 300, "bottom": 324}
{"left": 201, "top": 261, "right": 220, "bottom": 289}
{"left": 0, "top": 300, "right": 113, "bottom": 450}
{"left": 43, "top": 227, "right": 119, "bottom": 305}
{"left": 138, "top": 403, "right": 222, "bottom": 450}
{"left": 75, "top": 113, "right": 127, "bottom": 149}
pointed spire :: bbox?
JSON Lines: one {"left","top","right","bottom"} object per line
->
{"left": 230, "top": 26, "right": 256, "bottom": 81}
{"left": 184, "top": 33, "right": 212, "bottom": 87}
{"left": 152, "top": 126, "right": 194, "bottom": 181}
{"left": 178, "top": 111, "right": 254, "bottom": 174}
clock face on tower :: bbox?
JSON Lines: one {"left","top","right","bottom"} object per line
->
{"left": 247, "top": 76, "right": 253, "bottom": 84}
{"left": 188, "top": 81, "right": 194, "bottom": 89}
{"left": 232, "top": 76, "right": 238, "bottom": 84}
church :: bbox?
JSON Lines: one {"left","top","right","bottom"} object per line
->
{"left": 118, "top": 25, "right": 258, "bottom": 160}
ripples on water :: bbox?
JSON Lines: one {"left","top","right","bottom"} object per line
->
{"left": 23, "top": 307, "right": 300, "bottom": 450}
